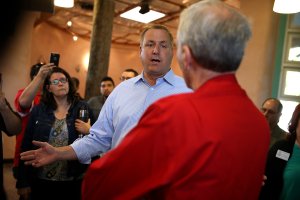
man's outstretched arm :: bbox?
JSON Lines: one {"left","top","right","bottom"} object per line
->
{"left": 20, "top": 140, "right": 78, "bottom": 167}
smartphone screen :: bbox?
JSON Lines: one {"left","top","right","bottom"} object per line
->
{"left": 50, "top": 53, "right": 60, "bottom": 66}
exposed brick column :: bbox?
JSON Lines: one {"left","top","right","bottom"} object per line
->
{"left": 85, "top": 0, "right": 115, "bottom": 99}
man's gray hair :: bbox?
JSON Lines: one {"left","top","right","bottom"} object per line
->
{"left": 177, "top": 0, "right": 252, "bottom": 72}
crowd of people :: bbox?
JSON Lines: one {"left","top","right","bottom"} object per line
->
{"left": 1, "top": 0, "right": 300, "bottom": 200}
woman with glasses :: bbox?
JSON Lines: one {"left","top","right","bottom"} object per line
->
{"left": 17, "top": 67, "right": 95, "bottom": 200}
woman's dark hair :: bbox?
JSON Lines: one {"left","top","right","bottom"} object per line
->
{"left": 287, "top": 104, "right": 300, "bottom": 142}
{"left": 41, "top": 67, "right": 79, "bottom": 110}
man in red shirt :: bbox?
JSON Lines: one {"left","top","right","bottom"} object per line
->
{"left": 13, "top": 63, "right": 53, "bottom": 199}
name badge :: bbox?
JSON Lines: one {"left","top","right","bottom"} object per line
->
{"left": 276, "top": 150, "right": 290, "bottom": 161}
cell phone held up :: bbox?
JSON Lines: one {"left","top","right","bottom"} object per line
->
{"left": 50, "top": 53, "right": 60, "bottom": 67}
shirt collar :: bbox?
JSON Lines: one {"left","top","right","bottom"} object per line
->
{"left": 134, "top": 69, "right": 175, "bottom": 86}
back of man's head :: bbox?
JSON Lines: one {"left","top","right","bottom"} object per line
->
{"left": 30, "top": 63, "right": 44, "bottom": 80}
{"left": 177, "top": 0, "right": 251, "bottom": 73}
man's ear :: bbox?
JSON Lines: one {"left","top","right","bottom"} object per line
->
{"left": 182, "top": 45, "right": 194, "bottom": 70}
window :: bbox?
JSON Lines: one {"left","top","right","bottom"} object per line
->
{"left": 278, "top": 13, "right": 300, "bottom": 131}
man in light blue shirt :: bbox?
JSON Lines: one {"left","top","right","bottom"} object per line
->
{"left": 20, "top": 24, "right": 191, "bottom": 166}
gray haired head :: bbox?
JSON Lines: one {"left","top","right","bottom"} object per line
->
{"left": 177, "top": 0, "right": 252, "bottom": 72}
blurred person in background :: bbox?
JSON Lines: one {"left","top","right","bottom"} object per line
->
{"left": 261, "top": 98, "right": 287, "bottom": 147}
{"left": 0, "top": 78, "right": 22, "bottom": 200}
{"left": 0, "top": 1, "right": 24, "bottom": 199}
{"left": 120, "top": 68, "right": 138, "bottom": 82}
{"left": 87, "top": 76, "right": 115, "bottom": 120}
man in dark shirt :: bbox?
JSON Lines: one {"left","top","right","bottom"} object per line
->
{"left": 261, "top": 98, "right": 287, "bottom": 147}
{"left": 87, "top": 77, "right": 115, "bottom": 119}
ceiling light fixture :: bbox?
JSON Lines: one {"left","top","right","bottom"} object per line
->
{"left": 273, "top": 0, "right": 300, "bottom": 14}
{"left": 67, "top": 20, "right": 72, "bottom": 27}
{"left": 120, "top": 6, "right": 165, "bottom": 24}
{"left": 54, "top": 0, "right": 74, "bottom": 8}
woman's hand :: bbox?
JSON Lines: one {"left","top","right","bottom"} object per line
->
{"left": 75, "top": 119, "right": 91, "bottom": 135}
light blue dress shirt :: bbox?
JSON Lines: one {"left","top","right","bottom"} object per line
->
{"left": 71, "top": 69, "right": 191, "bottom": 164}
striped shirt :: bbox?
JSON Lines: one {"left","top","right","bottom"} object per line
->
{"left": 71, "top": 69, "right": 191, "bottom": 164}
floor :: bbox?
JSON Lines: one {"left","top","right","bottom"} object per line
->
{"left": 3, "top": 162, "right": 18, "bottom": 200}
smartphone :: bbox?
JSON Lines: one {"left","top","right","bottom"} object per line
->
{"left": 50, "top": 53, "right": 60, "bottom": 66}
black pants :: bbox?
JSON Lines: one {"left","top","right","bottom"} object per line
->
{"left": 31, "top": 178, "right": 82, "bottom": 200}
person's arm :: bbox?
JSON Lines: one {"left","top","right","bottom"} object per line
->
{"left": 18, "top": 64, "right": 53, "bottom": 109}
{"left": 20, "top": 141, "right": 78, "bottom": 167}
{"left": 0, "top": 93, "right": 21, "bottom": 135}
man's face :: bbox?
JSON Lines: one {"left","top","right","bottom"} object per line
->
{"left": 120, "top": 71, "right": 136, "bottom": 81}
{"left": 261, "top": 100, "right": 281, "bottom": 129}
{"left": 100, "top": 81, "right": 114, "bottom": 97}
{"left": 140, "top": 29, "right": 173, "bottom": 77}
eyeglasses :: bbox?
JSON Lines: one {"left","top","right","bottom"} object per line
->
{"left": 49, "top": 78, "right": 68, "bottom": 85}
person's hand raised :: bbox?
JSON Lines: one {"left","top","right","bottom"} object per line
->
{"left": 36, "top": 64, "right": 55, "bottom": 80}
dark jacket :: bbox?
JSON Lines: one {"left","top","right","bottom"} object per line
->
{"left": 17, "top": 100, "right": 95, "bottom": 188}
{"left": 259, "top": 139, "right": 295, "bottom": 200}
